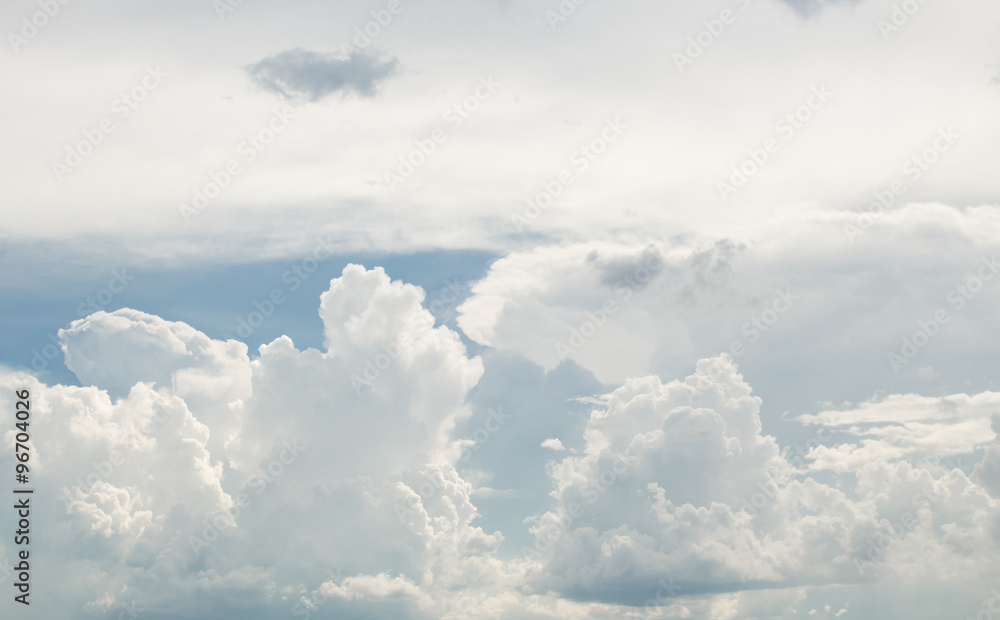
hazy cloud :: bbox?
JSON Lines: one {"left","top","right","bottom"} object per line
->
{"left": 246, "top": 48, "right": 398, "bottom": 102}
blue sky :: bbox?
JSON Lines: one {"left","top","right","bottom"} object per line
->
{"left": 0, "top": 247, "right": 495, "bottom": 385}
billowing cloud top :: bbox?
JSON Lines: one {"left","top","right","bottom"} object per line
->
{"left": 3, "top": 261, "right": 999, "bottom": 619}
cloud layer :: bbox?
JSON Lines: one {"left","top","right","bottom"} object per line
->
{"left": 2, "top": 262, "right": 999, "bottom": 618}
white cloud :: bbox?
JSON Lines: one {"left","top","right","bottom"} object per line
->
{"left": 3, "top": 265, "right": 1000, "bottom": 618}
{"left": 541, "top": 438, "right": 565, "bottom": 451}
{"left": 2, "top": 1, "right": 998, "bottom": 262}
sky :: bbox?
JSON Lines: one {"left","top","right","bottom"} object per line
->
{"left": 1, "top": 0, "right": 999, "bottom": 618}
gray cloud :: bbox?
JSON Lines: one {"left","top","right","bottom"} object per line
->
{"left": 246, "top": 48, "right": 397, "bottom": 102}
{"left": 778, "top": 0, "right": 859, "bottom": 17}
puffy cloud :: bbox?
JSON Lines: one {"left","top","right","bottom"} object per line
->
{"left": 0, "top": 266, "right": 494, "bottom": 619}
{"left": 523, "top": 357, "right": 866, "bottom": 604}
{"left": 3, "top": 264, "right": 1000, "bottom": 619}
{"left": 519, "top": 356, "right": 1000, "bottom": 614}
{"left": 541, "top": 439, "right": 566, "bottom": 451}
{"left": 60, "top": 308, "right": 252, "bottom": 404}
{"left": 456, "top": 206, "right": 1000, "bottom": 419}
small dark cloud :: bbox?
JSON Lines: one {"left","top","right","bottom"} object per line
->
{"left": 779, "top": 0, "right": 859, "bottom": 18}
{"left": 588, "top": 245, "right": 666, "bottom": 289}
{"left": 246, "top": 48, "right": 397, "bottom": 102}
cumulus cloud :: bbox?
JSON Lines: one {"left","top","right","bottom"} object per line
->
{"left": 246, "top": 48, "right": 398, "bottom": 102}
{"left": 541, "top": 438, "right": 565, "bottom": 451}
{"left": 520, "top": 356, "right": 1000, "bottom": 614}
{"left": 3, "top": 264, "right": 1000, "bottom": 619}
{"left": 0, "top": 266, "right": 495, "bottom": 619}
{"left": 456, "top": 206, "right": 1000, "bottom": 416}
